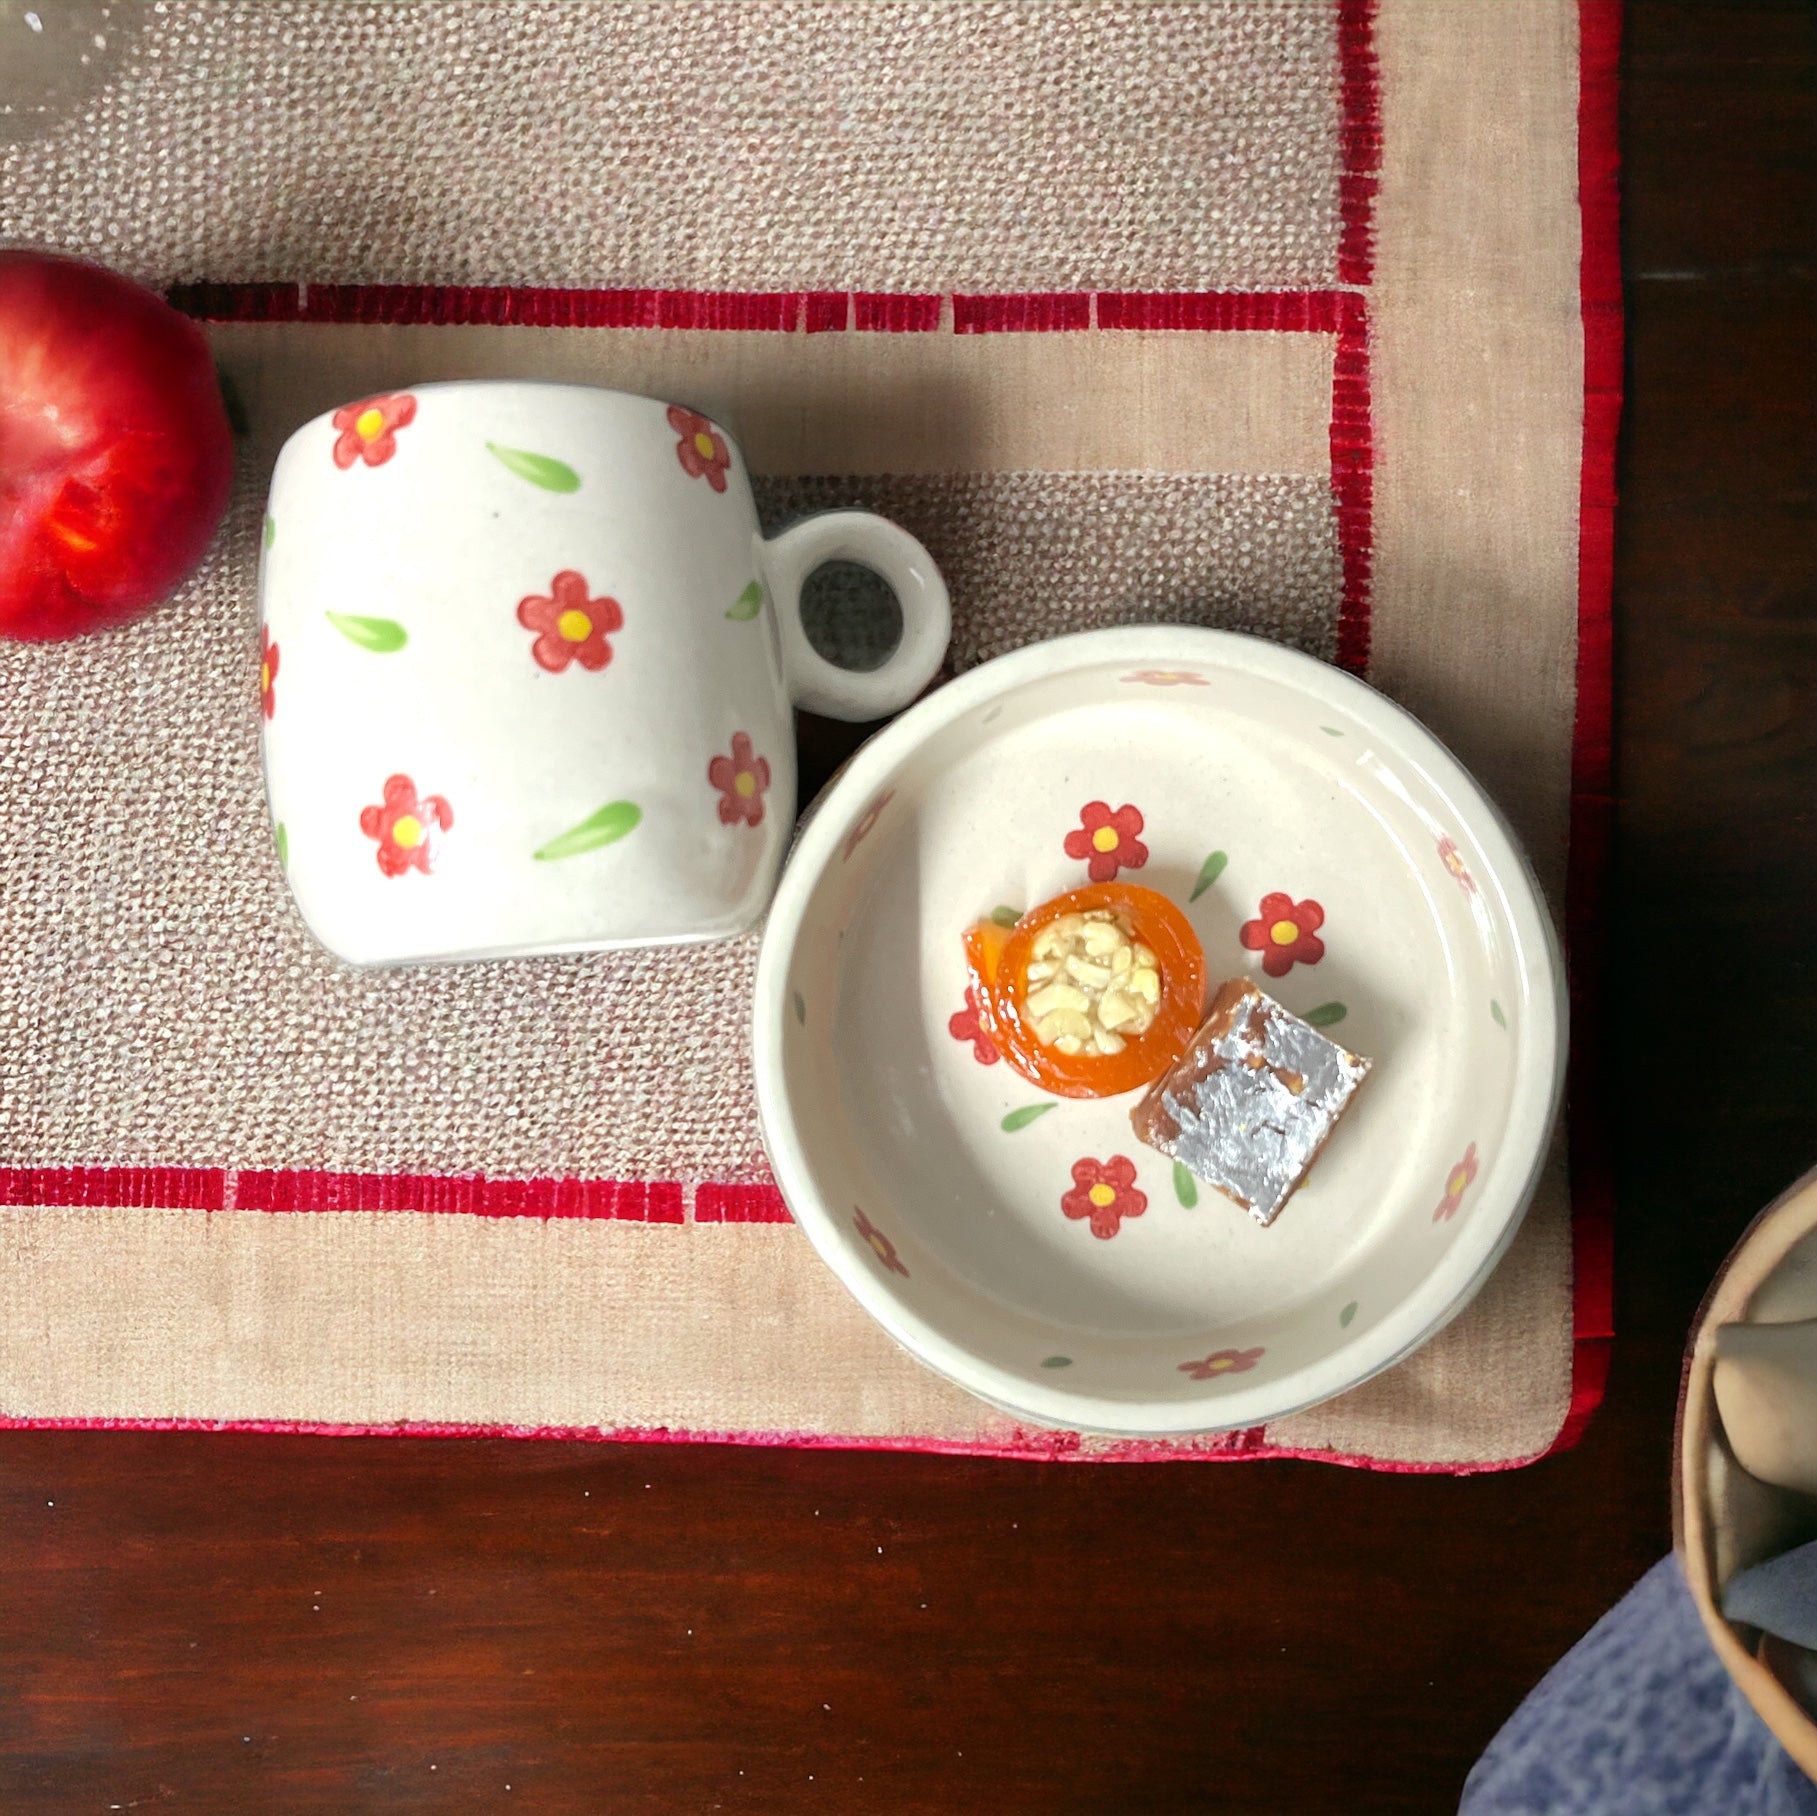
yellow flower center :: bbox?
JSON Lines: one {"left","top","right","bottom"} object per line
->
{"left": 693, "top": 431, "right": 717, "bottom": 459}
{"left": 868, "top": 1235, "right": 888, "bottom": 1262}
{"left": 1207, "top": 1356, "right": 1234, "bottom": 1372}
{"left": 260, "top": 662, "right": 271, "bottom": 693}
{"left": 391, "top": 815, "right": 424, "bottom": 849}
{"left": 1448, "top": 1168, "right": 1468, "bottom": 1198}
{"left": 1270, "top": 919, "right": 1300, "bottom": 945}
{"left": 734, "top": 772, "right": 757, "bottom": 799}
{"left": 1447, "top": 850, "right": 1465, "bottom": 873}
{"left": 1091, "top": 826, "right": 1121, "bottom": 853}
{"left": 1087, "top": 1182, "right": 1117, "bottom": 1209}
{"left": 355, "top": 407, "right": 385, "bottom": 441}
{"left": 557, "top": 608, "right": 592, "bottom": 643}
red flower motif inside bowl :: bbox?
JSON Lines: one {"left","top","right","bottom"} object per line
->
{"left": 1123, "top": 669, "right": 1208, "bottom": 687}
{"left": 359, "top": 774, "right": 453, "bottom": 877}
{"left": 1178, "top": 1346, "right": 1265, "bottom": 1380}
{"left": 841, "top": 791, "right": 895, "bottom": 863}
{"left": 1061, "top": 1155, "right": 1147, "bottom": 1240}
{"left": 1433, "top": 1142, "right": 1480, "bottom": 1223}
{"left": 1240, "top": 891, "right": 1325, "bottom": 978}
{"left": 259, "top": 627, "right": 279, "bottom": 720}
{"left": 517, "top": 570, "right": 624, "bottom": 673}
{"left": 709, "top": 733, "right": 771, "bottom": 827}
{"left": 331, "top": 392, "right": 416, "bottom": 469}
{"left": 667, "top": 405, "right": 732, "bottom": 493}
{"left": 947, "top": 986, "right": 1000, "bottom": 1066}
{"left": 853, "top": 1207, "right": 909, "bottom": 1278}
{"left": 1437, "top": 835, "right": 1478, "bottom": 895}
{"left": 1064, "top": 801, "right": 1147, "bottom": 883}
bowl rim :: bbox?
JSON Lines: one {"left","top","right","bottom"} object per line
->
{"left": 753, "top": 625, "right": 1568, "bottom": 1437}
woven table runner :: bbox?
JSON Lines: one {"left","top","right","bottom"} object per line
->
{"left": 0, "top": 0, "right": 1619, "bottom": 1469}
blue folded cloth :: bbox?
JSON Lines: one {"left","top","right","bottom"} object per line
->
{"left": 1461, "top": 1555, "right": 1817, "bottom": 1815}
{"left": 1726, "top": 1542, "right": 1817, "bottom": 1652}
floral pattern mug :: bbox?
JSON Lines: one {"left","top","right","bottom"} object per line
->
{"left": 259, "top": 382, "right": 950, "bottom": 966}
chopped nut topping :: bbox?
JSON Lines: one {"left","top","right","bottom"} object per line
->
{"left": 1023, "top": 910, "right": 1160, "bottom": 1055}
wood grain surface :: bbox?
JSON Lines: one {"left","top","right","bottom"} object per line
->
{"left": 2, "top": 6, "right": 1813, "bottom": 1810}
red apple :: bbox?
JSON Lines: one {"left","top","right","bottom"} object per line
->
{"left": 0, "top": 250, "right": 234, "bottom": 641}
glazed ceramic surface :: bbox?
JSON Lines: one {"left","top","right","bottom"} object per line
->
{"left": 754, "top": 627, "right": 1565, "bottom": 1435}
{"left": 259, "top": 381, "right": 948, "bottom": 966}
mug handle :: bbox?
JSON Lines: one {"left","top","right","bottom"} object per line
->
{"left": 759, "top": 510, "right": 951, "bottom": 721}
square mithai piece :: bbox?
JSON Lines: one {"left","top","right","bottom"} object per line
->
{"left": 1130, "top": 979, "right": 1371, "bottom": 1227}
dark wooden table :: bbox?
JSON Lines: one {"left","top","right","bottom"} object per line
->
{"left": 3, "top": 7, "right": 1812, "bottom": 1811}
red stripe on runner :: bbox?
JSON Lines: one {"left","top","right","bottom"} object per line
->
{"left": 1544, "top": 0, "right": 1624, "bottom": 1456}
{"left": 951, "top": 292, "right": 1092, "bottom": 333}
{"left": 1331, "top": 291, "right": 1373, "bottom": 674}
{"left": 853, "top": 292, "right": 941, "bottom": 332}
{"left": 1095, "top": 291, "right": 1345, "bottom": 333}
{"left": 0, "top": 1166, "right": 226, "bottom": 1210}
{"left": 693, "top": 1184, "right": 794, "bottom": 1224}
{"left": 1337, "top": 0, "right": 1382, "bottom": 286}
{"left": 231, "top": 1171, "right": 684, "bottom": 1222}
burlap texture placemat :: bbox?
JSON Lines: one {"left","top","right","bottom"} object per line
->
{"left": 0, "top": 0, "right": 1614, "bottom": 1468}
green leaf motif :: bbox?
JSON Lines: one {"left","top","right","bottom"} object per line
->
{"left": 273, "top": 822, "right": 288, "bottom": 869}
{"left": 1000, "top": 1103, "right": 1057, "bottom": 1133}
{"left": 1173, "top": 1161, "right": 1198, "bottom": 1208}
{"left": 1320, "top": 725, "right": 1345, "bottom": 737}
{"left": 262, "top": 515, "right": 276, "bottom": 551}
{"left": 486, "top": 442, "right": 581, "bottom": 493}
{"left": 1304, "top": 1001, "right": 1348, "bottom": 1028}
{"left": 325, "top": 612, "right": 408, "bottom": 653}
{"left": 1041, "top": 1355, "right": 1074, "bottom": 1369}
{"left": 792, "top": 991, "right": 807, "bottom": 1027}
{"left": 990, "top": 905, "right": 1022, "bottom": 928}
{"left": 533, "top": 800, "right": 643, "bottom": 862}
{"left": 1340, "top": 1300, "right": 1359, "bottom": 1328}
{"left": 1491, "top": 999, "right": 1508, "bottom": 1029}
{"left": 726, "top": 580, "right": 765, "bottom": 621}
{"left": 1189, "top": 850, "right": 1228, "bottom": 902}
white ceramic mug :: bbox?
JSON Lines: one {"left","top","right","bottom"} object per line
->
{"left": 258, "top": 381, "right": 950, "bottom": 966}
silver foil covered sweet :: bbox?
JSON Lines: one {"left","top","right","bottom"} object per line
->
{"left": 1130, "top": 979, "right": 1370, "bottom": 1226}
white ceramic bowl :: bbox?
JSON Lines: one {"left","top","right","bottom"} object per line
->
{"left": 752, "top": 627, "right": 1565, "bottom": 1435}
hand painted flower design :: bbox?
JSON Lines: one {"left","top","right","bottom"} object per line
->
{"left": 331, "top": 392, "right": 416, "bottom": 469}
{"left": 1123, "top": 669, "right": 1209, "bottom": 687}
{"left": 947, "top": 986, "right": 1000, "bottom": 1066}
{"left": 1063, "top": 801, "right": 1148, "bottom": 882}
{"left": 259, "top": 627, "right": 279, "bottom": 720}
{"left": 517, "top": 570, "right": 624, "bottom": 673}
{"left": 1433, "top": 1142, "right": 1480, "bottom": 1223}
{"left": 841, "top": 791, "right": 895, "bottom": 863}
{"left": 1437, "top": 835, "right": 1478, "bottom": 895}
{"left": 667, "top": 404, "right": 732, "bottom": 492}
{"left": 1178, "top": 1346, "right": 1265, "bottom": 1380}
{"left": 853, "top": 1207, "right": 909, "bottom": 1278}
{"left": 1061, "top": 1155, "right": 1147, "bottom": 1241}
{"left": 1240, "top": 892, "right": 1326, "bottom": 977}
{"left": 359, "top": 774, "right": 453, "bottom": 877}
{"left": 709, "top": 733, "right": 771, "bottom": 827}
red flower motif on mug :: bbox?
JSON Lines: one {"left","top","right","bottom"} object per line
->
{"left": 331, "top": 392, "right": 416, "bottom": 469}
{"left": 259, "top": 627, "right": 279, "bottom": 720}
{"left": 841, "top": 791, "right": 895, "bottom": 863}
{"left": 1178, "top": 1346, "right": 1265, "bottom": 1380}
{"left": 1063, "top": 801, "right": 1148, "bottom": 882}
{"left": 709, "top": 733, "right": 771, "bottom": 827}
{"left": 1437, "top": 835, "right": 1478, "bottom": 895}
{"left": 854, "top": 1207, "right": 909, "bottom": 1278}
{"left": 1433, "top": 1142, "right": 1480, "bottom": 1223}
{"left": 359, "top": 774, "right": 453, "bottom": 877}
{"left": 1240, "top": 892, "right": 1326, "bottom": 977}
{"left": 517, "top": 570, "right": 624, "bottom": 673}
{"left": 667, "top": 405, "right": 732, "bottom": 492}
{"left": 1123, "top": 669, "right": 1209, "bottom": 687}
{"left": 947, "top": 986, "right": 1001, "bottom": 1066}
{"left": 1061, "top": 1155, "right": 1147, "bottom": 1240}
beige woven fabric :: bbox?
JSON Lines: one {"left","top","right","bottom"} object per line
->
{"left": 0, "top": 0, "right": 1587, "bottom": 1466}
